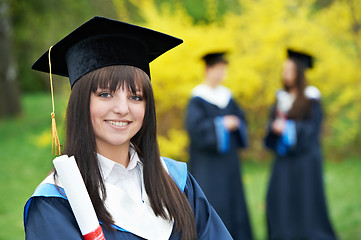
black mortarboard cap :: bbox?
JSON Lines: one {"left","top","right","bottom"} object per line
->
{"left": 32, "top": 16, "right": 183, "bottom": 87}
{"left": 202, "top": 52, "right": 228, "bottom": 67}
{"left": 287, "top": 49, "right": 313, "bottom": 69}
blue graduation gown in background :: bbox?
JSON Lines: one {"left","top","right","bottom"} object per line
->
{"left": 186, "top": 96, "right": 253, "bottom": 240}
{"left": 264, "top": 100, "right": 337, "bottom": 240}
{"left": 24, "top": 158, "right": 232, "bottom": 239}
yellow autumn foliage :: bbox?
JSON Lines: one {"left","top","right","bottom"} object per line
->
{"left": 114, "top": 0, "right": 361, "bottom": 160}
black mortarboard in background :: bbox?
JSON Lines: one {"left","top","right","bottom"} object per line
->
{"left": 202, "top": 52, "right": 228, "bottom": 67}
{"left": 32, "top": 16, "right": 183, "bottom": 87}
{"left": 287, "top": 49, "right": 314, "bottom": 69}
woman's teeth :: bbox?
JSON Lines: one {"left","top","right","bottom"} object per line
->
{"left": 106, "top": 120, "right": 130, "bottom": 127}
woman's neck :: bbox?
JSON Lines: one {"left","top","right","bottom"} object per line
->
{"left": 204, "top": 78, "right": 219, "bottom": 88}
{"left": 96, "top": 142, "right": 130, "bottom": 167}
{"left": 286, "top": 87, "right": 298, "bottom": 96}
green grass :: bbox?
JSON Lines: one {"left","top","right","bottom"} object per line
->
{"left": 0, "top": 93, "right": 67, "bottom": 240}
{"left": 243, "top": 160, "right": 269, "bottom": 239}
{"left": 242, "top": 158, "right": 361, "bottom": 240}
{"left": 0, "top": 93, "right": 360, "bottom": 239}
{"left": 324, "top": 158, "right": 361, "bottom": 239}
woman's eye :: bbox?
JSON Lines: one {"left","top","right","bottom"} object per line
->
{"left": 130, "top": 95, "right": 143, "bottom": 101}
{"left": 98, "top": 92, "right": 112, "bottom": 98}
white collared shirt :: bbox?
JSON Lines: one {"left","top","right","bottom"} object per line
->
{"left": 192, "top": 84, "right": 232, "bottom": 109}
{"left": 276, "top": 86, "right": 321, "bottom": 114}
{"left": 97, "top": 150, "right": 143, "bottom": 203}
{"left": 97, "top": 147, "right": 173, "bottom": 240}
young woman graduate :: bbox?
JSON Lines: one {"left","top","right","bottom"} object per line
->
{"left": 23, "top": 16, "right": 233, "bottom": 240}
{"left": 185, "top": 52, "right": 253, "bottom": 240}
{"left": 264, "top": 49, "right": 337, "bottom": 240}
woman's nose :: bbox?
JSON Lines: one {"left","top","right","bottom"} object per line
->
{"left": 113, "top": 95, "right": 130, "bottom": 115}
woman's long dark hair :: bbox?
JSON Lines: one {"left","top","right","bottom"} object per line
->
{"left": 61, "top": 65, "right": 196, "bottom": 239}
{"left": 284, "top": 58, "right": 312, "bottom": 119}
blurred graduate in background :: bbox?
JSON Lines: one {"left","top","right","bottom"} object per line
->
{"left": 264, "top": 49, "right": 337, "bottom": 239}
{"left": 185, "top": 52, "right": 253, "bottom": 240}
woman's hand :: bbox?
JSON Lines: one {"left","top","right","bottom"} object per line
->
{"left": 223, "top": 115, "right": 240, "bottom": 131}
{"left": 272, "top": 118, "right": 286, "bottom": 135}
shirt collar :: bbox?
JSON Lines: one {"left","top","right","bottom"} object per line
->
{"left": 192, "top": 84, "right": 232, "bottom": 109}
{"left": 97, "top": 144, "right": 142, "bottom": 180}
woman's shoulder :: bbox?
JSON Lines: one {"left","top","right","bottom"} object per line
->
{"left": 26, "top": 172, "right": 64, "bottom": 200}
{"left": 161, "top": 157, "right": 188, "bottom": 192}
{"left": 160, "top": 157, "right": 204, "bottom": 198}
{"left": 24, "top": 178, "right": 69, "bottom": 231}
{"left": 304, "top": 85, "right": 321, "bottom": 100}
{"left": 24, "top": 172, "right": 66, "bottom": 215}
{"left": 274, "top": 86, "right": 321, "bottom": 100}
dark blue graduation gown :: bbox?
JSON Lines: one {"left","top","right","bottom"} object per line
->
{"left": 186, "top": 96, "right": 253, "bottom": 240}
{"left": 264, "top": 100, "right": 337, "bottom": 240}
{"left": 24, "top": 158, "right": 232, "bottom": 239}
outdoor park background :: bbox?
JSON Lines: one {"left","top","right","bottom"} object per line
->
{"left": 0, "top": 0, "right": 360, "bottom": 239}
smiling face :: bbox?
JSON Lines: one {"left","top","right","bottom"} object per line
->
{"left": 90, "top": 84, "right": 146, "bottom": 152}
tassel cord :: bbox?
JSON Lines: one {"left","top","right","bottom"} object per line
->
{"left": 48, "top": 46, "right": 62, "bottom": 155}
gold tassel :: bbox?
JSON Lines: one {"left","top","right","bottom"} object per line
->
{"left": 48, "top": 46, "right": 62, "bottom": 155}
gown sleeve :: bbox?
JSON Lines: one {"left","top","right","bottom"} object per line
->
{"left": 294, "top": 100, "right": 323, "bottom": 146}
{"left": 25, "top": 197, "right": 83, "bottom": 240}
{"left": 265, "top": 100, "right": 323, "bottom": 154}
{"left": 228, "top": 99, "right": 249, "bottom": 148}
{"left": 184, "top": 173, "right": 233, "bottom": 240}
{"left": 264, "top": 105, "right": 278, "bottom": 151}
{"left": 185, "top": 98, "right": 220, "bottom": 152}
{"left": 186, "top": 97, "right": 248, "bottom": 153}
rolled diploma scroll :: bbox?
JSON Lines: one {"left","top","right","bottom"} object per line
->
{"left": 53, "top": 155, "right": 106, "bottom": 240}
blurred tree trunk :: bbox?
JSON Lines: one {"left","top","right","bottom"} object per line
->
{"left": 0, "top": 0, "right": 21, "bottom": 117}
